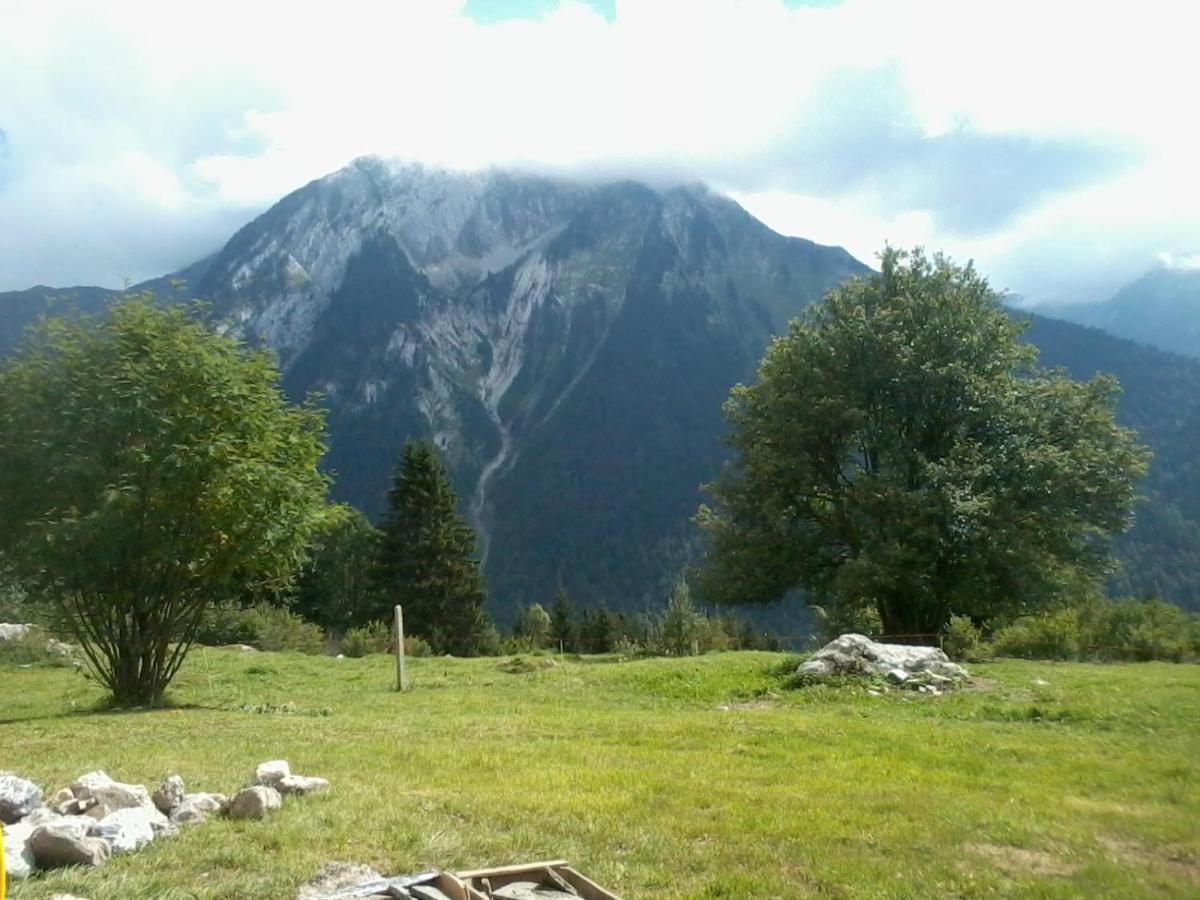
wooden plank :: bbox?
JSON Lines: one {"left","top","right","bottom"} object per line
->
{"left": 455, "top": 860, "right": 569, "bottom": 879}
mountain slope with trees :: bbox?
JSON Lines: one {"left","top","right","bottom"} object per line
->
{"left": 1, "top": 160, "right": 1198, "bottom": 618}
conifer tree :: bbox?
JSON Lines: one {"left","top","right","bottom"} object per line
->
{"left": 549, "top": 584, "right": 576, "bottom": 652}
{"left": 376, "top": 440, "right": 491, "bottom": 655}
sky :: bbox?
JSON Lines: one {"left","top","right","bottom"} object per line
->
{"left": 1, "top": 0, "right": 1197, "bottom": 303}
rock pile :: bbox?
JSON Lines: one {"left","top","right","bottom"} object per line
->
{"left": 0, "top": 760, "right": 328, "bottom": 882}
{"left": 798, "top": 633, "right": 969, "bottom": 694}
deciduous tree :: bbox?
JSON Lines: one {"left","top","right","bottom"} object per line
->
{"left": 0, "top": 296, "right": 328, "bottom": 705}
{"left": 696, "top": 248, "right": 1149, "bottom": 636}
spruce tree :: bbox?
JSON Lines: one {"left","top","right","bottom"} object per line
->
{"left": 376, "top": 440, "right": 491, "bottom": 656}
{"left": 549, "top": 584, "right": 576, "bottom": 652}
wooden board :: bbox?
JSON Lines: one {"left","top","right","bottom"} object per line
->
{"left": 455, "top": 860, "right": 621, "bottom": 900}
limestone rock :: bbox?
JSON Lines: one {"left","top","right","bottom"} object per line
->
{"left": 798, "top": 634, "right": 969, "bottom": 683}
{"left": 295, "top": 861, "right": 384, "bottom": 900}
{"left": 70, "top": 771, "right": 167, "bottom": 827}
{"left": 153, "top": 775, "right": 186, "bottom": 814}
{"left": 91, "top": 807, "right": 156, "bottom": 855}
{"left": 3, "top": 820, "right": 36, "bottom": 880}
{"left": 251, "top": 759, "right": 291, "bottom": 788}
{"left": 0, "top": 623, "right": 33, "bottom": 642}
{"left": 29, "top": 821, "right": 111, "bottom": 868}
{"left": 277, "top": 775, "right": 329, "bottom": 797}
{"left": 0, "top": 772, "right": 43, "bottom": 824}
{"left": 227, "top": 786, "right": 281, "bottom": 820}
{"left": 170, "top": 792, "right": 228, "bottom": 825}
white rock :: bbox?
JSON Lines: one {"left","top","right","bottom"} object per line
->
{"left": 885, "top": 667, "right": 909, "bottom": 684}
{"left": 276, "top": 775, "right": 329, "bottom": 797}
{"left": 153, "top": 775, "right": 186, "bottom": 814}
{"left": 170, "top": 792, "right": 227, "bottom": 825}
{"left": 45, "top": 639, "right": 74, "bottom": 656}
{"left": 251, "top": 760, "right": 291, "bottom": 788}
{"left": 0, "top": 772, "right": 43, "bottom": 824}
{"left": 90, "top": 807, "right": 156, "bottom": 855}
{"left": 70, "top": 771, "right": 166, "bottom": 826}
{"left": 29, "top": 821, "right": 111, "bottom": 868}
{"left": 3, "top": 820, "right": 36, "bottom": 880}
{"left": 0, "top": 623, "right": 33, "bottom": 642}
{"left": 296, "top": 861, "right": 384, "bottom": 900}
{"left": 227, "top": 786, "right": 281, "bottom": 820}
{"left": 798, "top": 634, "right": 969, "bottom": 682}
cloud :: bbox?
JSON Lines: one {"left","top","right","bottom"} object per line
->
{"left": 0, "top": 0, "right": 1196, "bottom": 299}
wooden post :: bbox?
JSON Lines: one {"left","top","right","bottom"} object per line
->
{"left": 394, "top": 605, "right": 408, "bottom": 692}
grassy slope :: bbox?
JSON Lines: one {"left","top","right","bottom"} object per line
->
{"left": 2, "top": 651, "right": 1197, "bottom": 899}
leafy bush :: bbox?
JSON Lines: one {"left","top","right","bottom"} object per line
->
{"left": 991, "top": 598, "right": 1199, "bottom": 662}
{"left": 340, "top": 621, "right": 391, "bottom": 658}
{"left": 943, "top": 615, "right": 987, "bottom": 662}
{"left": 404, "top": 635, "right": 434, "bottom": 657}
{"left": 991, "top": 607, "right": 1083, "bottom": 660}
{"left": 196, "top": 600, "right": 263, "bottom": 647}
{"left": 196, "top": 601, "right": 325, "bottom": 653}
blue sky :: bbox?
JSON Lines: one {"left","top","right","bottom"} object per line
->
{"left": 1, "top": 0, "right": 1197, "bottom": 300}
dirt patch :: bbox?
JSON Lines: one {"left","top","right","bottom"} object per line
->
{"left": 1064, "top": 796, "right": 1153, "bottom": 818}
{"left": 965, "top": 843, "right": 1080, "bottom": 878}
{"left": 1098, "top": 836, "right": 1200, "bottom": 885}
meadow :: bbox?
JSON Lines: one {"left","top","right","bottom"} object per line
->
{"left": 2, "top": 649, "right": 1197, "bottom": 898}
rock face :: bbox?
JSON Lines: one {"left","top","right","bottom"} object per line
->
{"left": 798, "top": 634, "right": 969, "bottom": 682}
{"left": 228, "top": 786, "right": 282, "bottom": 820}
{"left": 0, "top": 772, "right": 43, "bottom": 823}
{"left": 3, "top": 820, "right": 36, "bottom": 880}
{"left": 28, "top": 821, "right": 111, "bottom": 868}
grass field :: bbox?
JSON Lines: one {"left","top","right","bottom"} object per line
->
{"left": 2, "top": 649, "right": 1198, "bottom": 899}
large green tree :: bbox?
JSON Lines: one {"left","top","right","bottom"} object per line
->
{"left": 696, "top": 248, "right": 1150, "bottom": 636}
{"left": 376, "top": 440, "right": 491, "bottom": 655}
{"left": 0, "top": 295, "right": 328, "bottom": 705}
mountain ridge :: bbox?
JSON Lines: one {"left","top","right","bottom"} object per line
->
{"left": 2, "top": 159, "right": 1198, "bottom": 615}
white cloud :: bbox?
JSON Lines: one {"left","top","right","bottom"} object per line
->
{"left": 0, "top": 0, "right": 1197, "bottom": 298}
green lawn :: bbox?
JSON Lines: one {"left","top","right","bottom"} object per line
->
{"left": 3, "top": 650, "right": 1198, "bottom": 898}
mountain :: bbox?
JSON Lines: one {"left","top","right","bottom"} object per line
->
{"left": 2, "top": 159, "right": 1198, "bottom": 617}
{"left": 1041, "top": 267, "right": 1200, "bottom": 358}
{"left": 188, "top": 159, "right": 868, "bottom": 617}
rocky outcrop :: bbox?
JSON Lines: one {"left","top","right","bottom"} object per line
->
{"left": 798, "top": 634, "right": 969, "bottom": 690}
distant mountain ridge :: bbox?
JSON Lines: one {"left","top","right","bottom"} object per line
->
{"left": 2, "top": 159, "right": 1198, "bottom": 615}
{"left": 1041, "top": 267, "right": 1200, "bottom": 358}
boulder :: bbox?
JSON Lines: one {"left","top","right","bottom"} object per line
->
{"left": 29, "top": 821, "right": 111, "bottom": 868}
{"left": 0, "top": 623, "right": 33, "bottom": 642}
{"left": 295, "top": 861, "right": 384, "bottom": 900}
{"left": 798, "top": 634, "right": 969, "bottom": 683}
{"left": 250, "top": 760, "right": 291, "bottom": 788}
{"left": 90, "top": 807, "right": 157, "bottom": 855}
{"left": 153, "top": 775, "right": 186, "bottom": 814}
{"left": 3, "top": 820, "right": 36, "bottom": 880}
{"left": 45, "top": 638, "right": 74, "bottom": 656}
{"left": 170, "top": 792, "right": 228, "bottom": 825}
{"left": 277, "top": 775, "right": 330, "bottom": 797}
{"left": 227, "top": 786, "right": 281, "bottom": 820}
{"left": 70, "top": 771, "right": 167, "bottom": 827}
{"left": 0, "top": 772, "right": 44, "bottom": 824}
